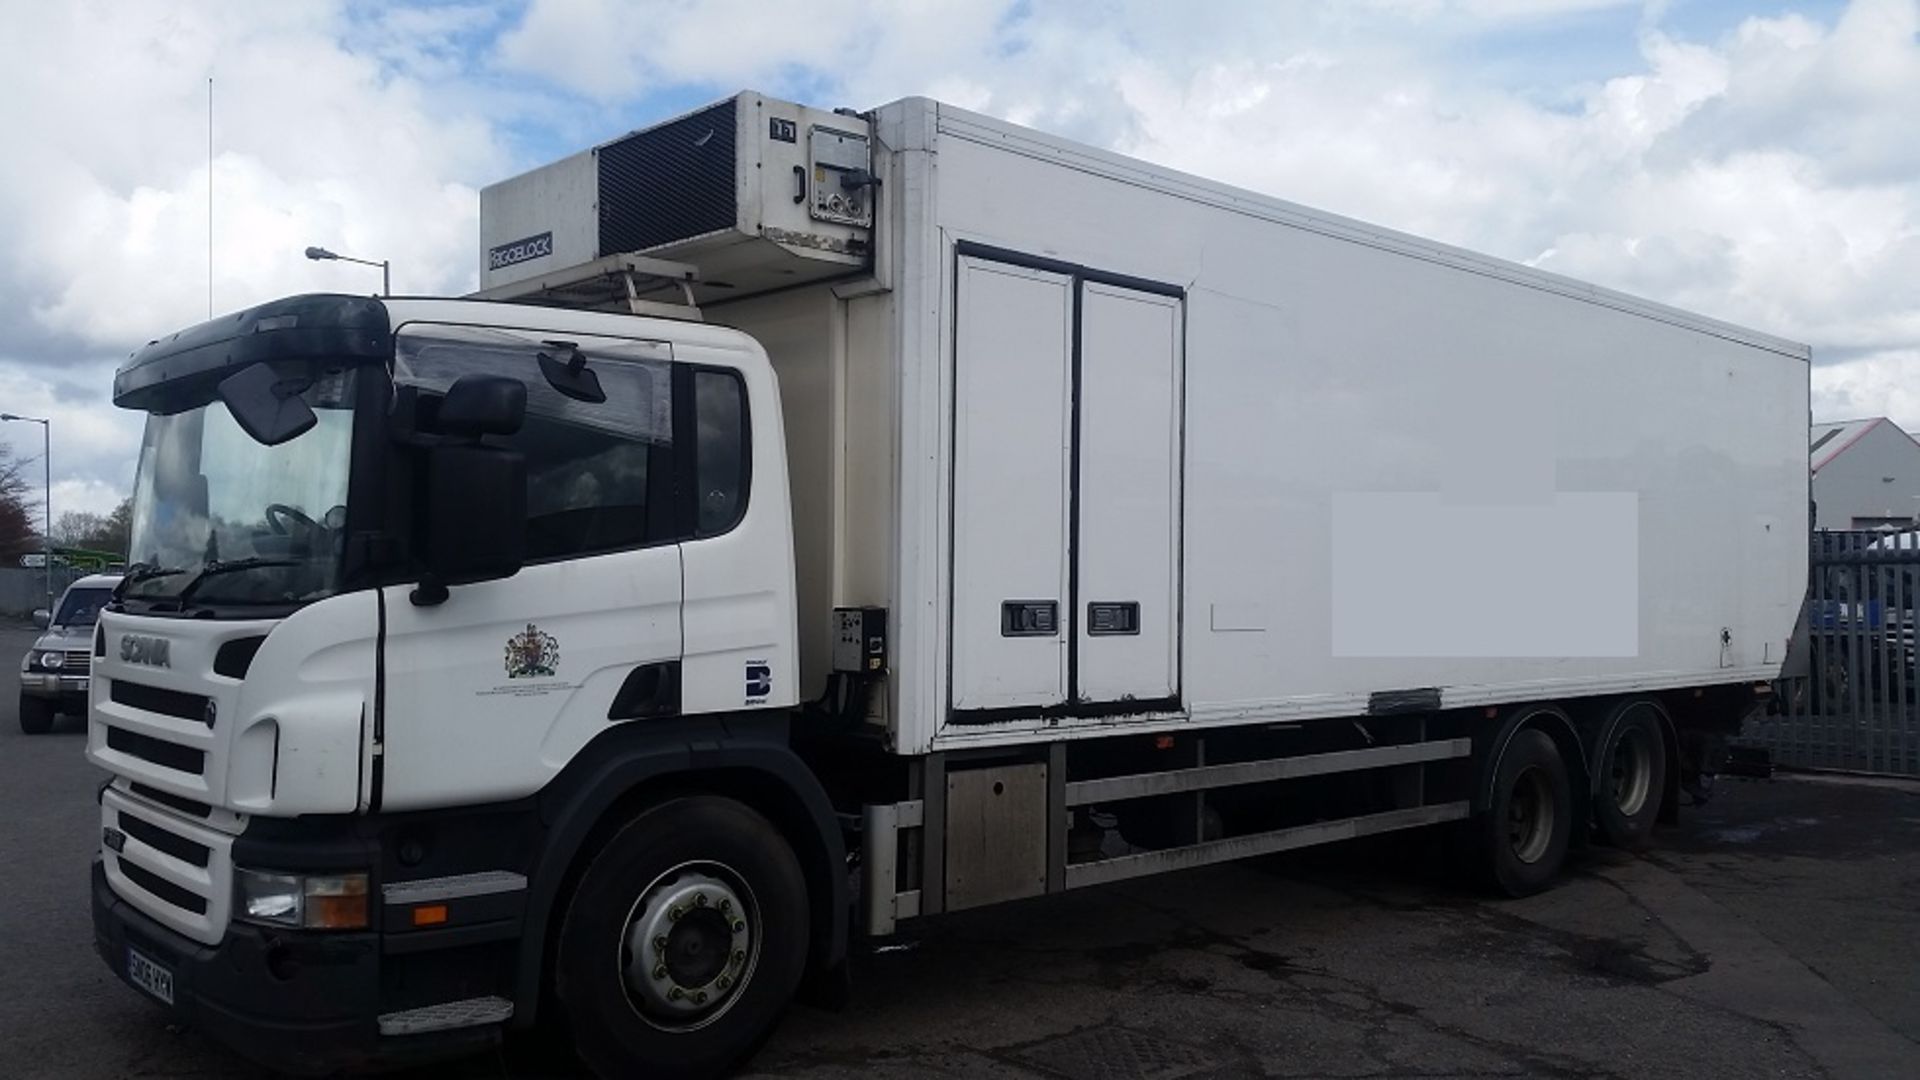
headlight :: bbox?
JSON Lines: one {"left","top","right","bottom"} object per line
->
{"left": 234, "top": 867, "right": 369, "bottom": 930}
{"left": 37, "top": 651, "right": 63, "bottom": 670}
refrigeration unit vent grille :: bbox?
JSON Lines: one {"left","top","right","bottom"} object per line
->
{"left": 598, "top": 98, "right": 738, "bottom": 256}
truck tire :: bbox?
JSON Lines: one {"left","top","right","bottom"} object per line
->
{"left": 1591, "top": 703, "right": 1667, "bottom": 850}
{"left": 556, "top": 795, "right": 810, "bottom": 1080}
{"left": 1477, "top": 728, "right": 1571, "bottom": 897}
{"left": 18, "top": 693, "right": 53, "bottom": 735}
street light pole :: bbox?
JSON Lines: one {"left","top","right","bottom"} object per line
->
{"left": 304, "top": 245, "right": 391, "bottom": 296}
{"left": 41, "top": 420, "right": 47, "bottom": 601}
{"left": 0, "top": 413, "right": 51, "bottom": 601}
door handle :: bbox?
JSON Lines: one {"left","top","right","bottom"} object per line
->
{"left": 608, "top": 661, "right": 681, "bottom": 720}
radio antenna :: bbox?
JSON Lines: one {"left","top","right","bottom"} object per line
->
{"left": 208, "top": 76, "right": 214, "bottom": 318}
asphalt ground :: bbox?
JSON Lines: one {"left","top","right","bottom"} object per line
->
{"left": 2, "top": 619, "right": 1915, "bottom": 1079}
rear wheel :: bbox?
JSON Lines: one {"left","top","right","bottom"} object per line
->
{"left": 1477, "top": 728, "right": 1572, "bottom": 896}
{"left": 556, "top": 796, "right": 809, "bottom": 1080}
{"left": 1591, "top": 703, "right": 1667, "bottom": 849}
{"left": 18, "top": 693, "right": 53, "bottom": 735}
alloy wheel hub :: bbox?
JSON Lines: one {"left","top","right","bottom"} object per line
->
{"left": 621, "top": 866, "right": 755, "bottom": 1028}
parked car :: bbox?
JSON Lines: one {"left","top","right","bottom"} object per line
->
{"left": 18, "top": 573, "right": 120, "bottom": 734}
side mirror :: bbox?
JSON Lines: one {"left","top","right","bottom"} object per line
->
{"left": 537, "top": 342, "right": 605, "bottom": 404}
{"left": 437, "top": 374, "right": 526, "bottom": 438}
{"left": 217, "top": 363, "right": 317, "bottom": 446}
{"left": 31, "top": 609, "right": 50, "bottom": 630}
{"left": 412, "top": 443, "right": 527, "bottom": 605}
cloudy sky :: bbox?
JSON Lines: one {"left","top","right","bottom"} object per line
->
{"left": 2, "top": 0, "right": 1916, "bottom": 514}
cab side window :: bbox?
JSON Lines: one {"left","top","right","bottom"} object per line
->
{"left": 395, "top": 328, "right": 752, "bottom": 559}
{"left": 518, "top": 408, "right": 662, "bottom": 560}
{"left": 694, "top": 369, "right": 749, "bottom": 535}
{"left": 396, "top": 328, "right": 676, "bottom": 562}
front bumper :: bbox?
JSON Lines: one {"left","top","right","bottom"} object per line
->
{"left": 20, "top": 672, "right": 88, "bottom": 697}
{"left": 91, "top": 860, "right": 498, "bottom": 1075}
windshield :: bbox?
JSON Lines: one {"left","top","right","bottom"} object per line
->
{"left": 54, "top": 587, "right": 113, "bottom": 627}
{"left": 124, "top": 364, "right": 357, "bottom": 606}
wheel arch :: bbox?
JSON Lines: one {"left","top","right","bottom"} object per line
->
{"left": 1582, "top": 696, "right": 1680, "bottom": 826}
{"left": 511, "top": 715, "right": 847, "bottom": 1026}
{"left": 1475, "top": 702, "right": 1589, "bottom": 818}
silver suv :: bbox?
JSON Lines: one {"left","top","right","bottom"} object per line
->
{"left": 18, "top": 574, "right": 120, "bottom": 734}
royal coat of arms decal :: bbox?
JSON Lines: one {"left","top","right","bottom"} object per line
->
{"left": 504, "top": 623, "right": 560, "bottom": 679}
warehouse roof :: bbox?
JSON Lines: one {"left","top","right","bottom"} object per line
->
{"left": 1811, "top": 417, "right": 1920, "bottom": 473}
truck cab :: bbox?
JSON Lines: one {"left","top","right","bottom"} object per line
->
{"left": 87, "top": 293, "right": 829, "bottom": 1076}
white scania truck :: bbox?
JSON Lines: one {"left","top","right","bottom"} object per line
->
{"left": 87, "top": 91, "right": 1809, "bottom": 1077}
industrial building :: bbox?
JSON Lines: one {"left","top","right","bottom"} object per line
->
{"left": 1811, "top": 417, "right": 1920, "bottom": 530}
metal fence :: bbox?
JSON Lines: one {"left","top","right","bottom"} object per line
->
{"left": 1743, "top": 530, "right": 1920, "bottom": 776}
{"left": 0, "top": 566, "right": 87, "bottom": 618}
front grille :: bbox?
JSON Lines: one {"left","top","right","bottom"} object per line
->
{"left": 598, "top": 97, "right": 738, "bottom": 255}
{"left": 104, "top": 789, "right": 233, "bottom": 945}
{"left": 118, "top": 813, "right": 211, "bottom": 868}
{"left": 105, "top": 726, "right": 205, "bottom": 775}
{"left": 63, "top": 649, "right": 91, "bottom": 670}
{"left": 129, "top": 783, "right": 212, "bottom": 819}
{"left": 111, "top": 680, "right": 212, "bottom": 725}
{"left": 115, "top": 855, "right": 209, "bottom": 915}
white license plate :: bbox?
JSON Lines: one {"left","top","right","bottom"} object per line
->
{"left": 127, "top": 946, "right": 174, "bottom": 1006}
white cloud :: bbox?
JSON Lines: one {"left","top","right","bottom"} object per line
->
{"left": 1, "top": 2, "right": 501, "bottom": 346}
{"left": 0, "top": 362, "right": 139, "bottom": 520}
{"left": 498, "top": 0, "right": 1920, "bottom": 369}
{"left": 0, "top": 0, "right": 508, "bottom": 508}
{"left": 768, "top": 0, "right": 1920, "bottom": 426}
{"left": 5, "top": 0, "right": 1920, "bottom": 513}
{"left": 496, "top": 0, "right": 1023, "bottom": 114}
{"left": 1813, "top": 349, "right": 1920, "bottom": 431}
{"left": 52, "top": 477, "right": 129, "bottom": 520}
{"left": 1358, "top": 0, "right": 1640, "bottom": 18}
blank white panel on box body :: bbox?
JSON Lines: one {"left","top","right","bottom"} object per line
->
{"left": 1076, "top": 283, "right": 1182, "bottom": 702}
{"left": 950, "top": 257, "right": 1073, "bottom": 710}
{"left": 1332, "top": 493, "right": 1639, "bottom": 657}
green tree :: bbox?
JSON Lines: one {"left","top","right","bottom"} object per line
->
{"left": 54, "top": 510, "right": 106, "bottom": 546}
{"left": 51, "top": 497, "right": 132, "bottom": 557}
{"left": 0, "top": 444, "right": 39, "bottom": 559}
{"left": 102, "top": 496, "right": 132, "bottom": 556}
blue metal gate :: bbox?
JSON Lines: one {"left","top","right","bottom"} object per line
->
{"left": 1744, "top": 530, "right": 1920, "bottom": 775}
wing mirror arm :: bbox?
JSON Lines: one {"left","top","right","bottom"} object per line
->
{"left": 409, "top": 576, "right": 450, "bottom": 608}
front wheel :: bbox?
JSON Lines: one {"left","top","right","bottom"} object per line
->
{"left": 1476, "top": 728, "right": 1572, "bottom": 897}
{"left": 18, "top": 693, "right": 54, "bottom": 735}
{"left": 556, "top": 796, "right": 810, "bottom": 1080}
